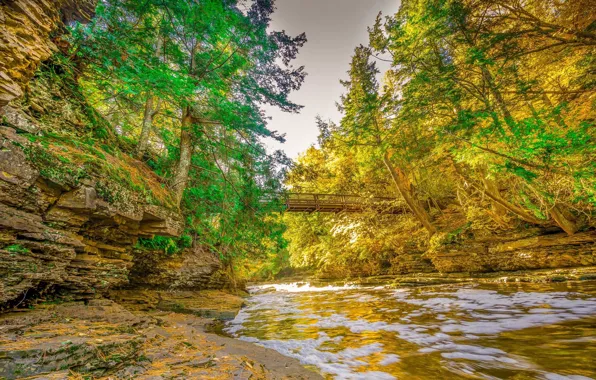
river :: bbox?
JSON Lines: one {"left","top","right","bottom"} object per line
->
{"left": 225, "top": 281, "right": 596, "bottom": 379}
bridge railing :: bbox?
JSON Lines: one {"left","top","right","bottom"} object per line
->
{"left": 281, "top": 193, "right": 405, "bottom": 214}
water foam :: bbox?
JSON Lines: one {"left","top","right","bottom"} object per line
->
{"left": 251, "top": 282, "right": 362, "bottom": 293}
{"left": 226, "top": 283, "right": 596, "bottom": 379}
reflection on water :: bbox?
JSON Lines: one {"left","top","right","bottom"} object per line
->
{"left": 225, "top": 281, "right": 596, "bottom": 379}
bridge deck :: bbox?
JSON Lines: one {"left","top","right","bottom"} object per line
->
{"left": 283, "top": 193, "right": 406, "bottom": 214}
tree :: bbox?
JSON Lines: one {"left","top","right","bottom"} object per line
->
{"left": 368, "top": 0, "right": 595, "bottom": 234}
{"left": 70, "top": 0, "right": 307, "bottom": 267}
{"left": 279, "top": 0, "right": 595, "bottom": 277}
{"left": 338, "top": 45, "right": 437, "bottom": 235}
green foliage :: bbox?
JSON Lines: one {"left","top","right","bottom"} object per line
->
{"left": 137, "top": 235, "right": 192, "bottom": 256}
{"left": 65, "top": 0, "right": 306, "bottom": 271}
{"left": 34, "top": 0, "right": 593, "bottom": 281}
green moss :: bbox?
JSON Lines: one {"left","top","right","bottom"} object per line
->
{"left": 57, "top": 155, "right": 72, "bottom": 164}
{"left": 94, "top": 126, "right": 109, "bottom": 139}
{"left": 5, "top": 244, "right": 30, "bottom": 254}
{"left": 13, "top": 364, "right": 25, "bottom": 376}
{"left": 115, "top": 325, "right": 136, "bottom": 334}
{"left": 20, "top": 132, "right": 167, "bottom": 207}
{"left": 68, "top": 344, "right": 82, "bottom": 354}
{"left": 172, "top": 303, "right": 186, "bottom": 312}
{"left": 95, "top": 181, "right": 117, "bottom": 203}
{"left": 40, "top": 298, "right": 65, "bottom": 305}
{"left": 21, "top": 141, "right": 88, "bottom": 187}
{"left": 428, "top": 222, "right": 473, "bottom": 252}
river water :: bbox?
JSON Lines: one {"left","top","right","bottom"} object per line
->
{"left": 225, "top": 281, "right": 596, "bottom": 379}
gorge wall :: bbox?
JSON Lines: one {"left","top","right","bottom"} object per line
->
{"left": 325, "top": 227, "right": 596, "bottom": 279}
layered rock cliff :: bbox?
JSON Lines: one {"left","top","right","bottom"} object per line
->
{"left": 0, "top": 0, "right": 95, "bottom": 108}
{"left": 428, "top": 228, "right": 596, "bottom": 274}
{"left": 0, "top": 123, "right": 186, "bottom": 305}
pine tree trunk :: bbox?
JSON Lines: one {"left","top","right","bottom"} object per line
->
{"left": 173, "top": 108, "right": 193, "bottom": 206}
{"left": 136, "top": 95, "right": 155, "bottom": 159}
{"left": 383, "top": 151, "right": 437, "bottom": 236}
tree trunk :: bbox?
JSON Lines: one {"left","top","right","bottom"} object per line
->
{"left": 480, "top": 173, "right": 510, "bottom": 219}
{"left": 479, "top": 173, "right": 546, "bottom": 226}
{"left": 173, "top": 108, "right": 193, "bottom": 206}
{"left": 136, "top": 95, "right": 155, "bottom": 159}
{"left": 549, "top": 204, "right": 579, "bottom": 235}
{"left": 173, "top": 41, "right": 199, "bottom": 207}
{"left": 525, "top": 182, "right": 579, "bottom": 235}
{"left": 482, "top": 66, "right": 515, "bottom": 130}
{"left": 382, "top": 151, "right": 437, "bottom": 236}
{"left": 450, "top": 157, "right": 511, "bottom": 225}
{"left": 479, "top": 168, "right": 578, "bottom": 233}
{"left": 522, "top": 179, "right": 579, "bottom": 235}
{"left": 135, "top": 34, "right": 163, "bottom": 159}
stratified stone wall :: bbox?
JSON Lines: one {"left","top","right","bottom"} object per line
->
{"left": 428, "top": 229, "right": 596, "bottom": 273}
{"left": 0, "top": 126, "right": 183, "bottom": 304}
{"left": 0, "top": 0, "right": 96, "bottom": 109}
{"left": 129, "top": 246, "right": 228, "bottom": 290}
{"left": 389, "top": 248, "right": 436, "bottom": 275}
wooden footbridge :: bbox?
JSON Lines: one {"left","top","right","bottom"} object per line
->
{"left": 280, "top": 193, "right": 408, "bottom": 214}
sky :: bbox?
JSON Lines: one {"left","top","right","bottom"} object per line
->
{"left": 263, "top": 0, "right": 401, "bottom": 159}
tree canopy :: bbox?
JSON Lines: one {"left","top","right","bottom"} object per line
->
{"left": 279, "top": 0, "right": 595, "bottom": 278}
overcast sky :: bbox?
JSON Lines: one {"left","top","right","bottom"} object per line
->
{"left": 263, "top": 0, "right": 401, "bottom": 159}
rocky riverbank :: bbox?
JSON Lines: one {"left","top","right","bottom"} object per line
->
{"left": 257, "top": 265, "right": 596, "bottom": 289}
{"left": 0, "top": 291, "right": 322, "bottom": 379}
